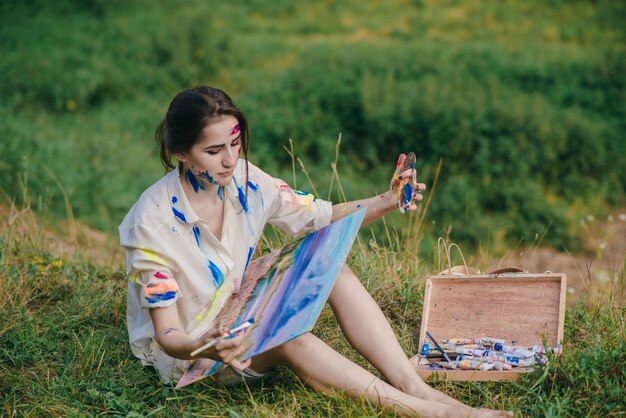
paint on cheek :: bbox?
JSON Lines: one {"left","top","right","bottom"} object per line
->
{"left": 198, "top": 170, "right": 217, "bottom": 184}
{"left": 185, "top": 168, "right": 204, "bottom": 193}
{"left": 208, "top": 260, "right": 225, "bottom": 288}
{"left": 171, "top": 196, "right": 187, "bottom": 223}
{"left": 144, "top": 282, "right": 179, "bottom": 303}
{"left": 230, "top": 123, "right": 240, "bottom": 136}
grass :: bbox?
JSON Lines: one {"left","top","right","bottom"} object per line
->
{"left": 1, "top": 199, "right": 624, "bottom": 417}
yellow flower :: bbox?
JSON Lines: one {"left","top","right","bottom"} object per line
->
{"left": 51, "top": 260, "right": 63, "bottom": 268}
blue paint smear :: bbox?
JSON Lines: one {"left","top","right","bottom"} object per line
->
{"left": 244, "top": 246, "right": 254, "bottom": 272}
{"left": 146, "top": 291, "right": 177, "bottom": 303}
{"left": 247, "top": 180, "right": 259, "bottom": 191}
{"left": 401, "top": 183, "right": 413, "bottom": 207}
{"left": 199, "top": 171, "right": 215, "bottom": 184}
{"left": 186, "top": 169, "right": 204, "bottom": 193}
{"left": 209, "top": 260, "right": 224, "bottom": 288}
{"left": 217, "top": 186, "right": 223, "bottom": 201}
{"left": 235, "top": 180, "right": 248, "bottom": 213}
{"left": 192, "top": 225, "right": 202, "bottom": 248}
{"left": 293, "top": 190, "right": 311, "bottom": 196}
{"left": 171, "top": 196, "right": 187, "bottom": 223}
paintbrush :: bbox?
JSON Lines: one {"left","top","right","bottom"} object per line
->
{"left": 190, "top": 319, "right": 255, "bottom": 357}
{"left": 426, "top": 331, "right": 453, "bottom": 363}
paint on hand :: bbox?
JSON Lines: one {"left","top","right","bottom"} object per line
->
{"left": 171, "top": 196, "right": 187, "bottom": 223}
{"left": 392, "top": 152, "right": 417, "bottom": 214}
{"left": 144, "top": 281, "right": 179, "bottom": 304}
{"left": 230, "top": 123, "right": 240, "bottom": 136}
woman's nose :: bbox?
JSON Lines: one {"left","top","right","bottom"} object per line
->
{"left": 223, "top": 146, "right": 238, "bottom": 167}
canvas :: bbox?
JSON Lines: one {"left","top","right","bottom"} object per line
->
{"left": 176, "top": 209, "right": 366, "bottom": 388}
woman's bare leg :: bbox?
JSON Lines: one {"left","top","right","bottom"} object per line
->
{"left": 251, "top": 333, "right": 505, "bottom": 418}
{"left": 326, "top": 265, "right": 496, "bottom": 410}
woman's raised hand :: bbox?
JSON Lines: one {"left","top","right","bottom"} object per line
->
{"left": 389, "top": 152, "right": 426, "bottom": 213}
{"left": 192, "top": 327, "right": 252, "bottom": 371}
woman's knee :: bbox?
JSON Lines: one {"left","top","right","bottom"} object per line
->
{"left": 270, "top": 332, "right": 317, "bottom": 363}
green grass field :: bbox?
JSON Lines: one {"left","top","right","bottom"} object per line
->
{"left": 1, "top": 1, "right": 625, "bottom": 416}
{"left": 1, "top": 203, "right": 624, "bottom": 417}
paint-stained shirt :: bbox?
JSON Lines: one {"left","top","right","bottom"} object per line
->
{"left": 119, "top": 159, "right": 332, "bottom": 381}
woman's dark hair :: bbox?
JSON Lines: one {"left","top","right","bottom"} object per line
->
{"left": 155, "top": 86, "right": 250, "bottom": 174}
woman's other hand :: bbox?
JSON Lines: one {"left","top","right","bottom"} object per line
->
{"left": 389, "top": 152, "right": 426, "bottom": 213}
{"left": 192, "top": 327, "right": 252, "bottom": 371}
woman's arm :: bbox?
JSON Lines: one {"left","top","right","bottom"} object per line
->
{"left": 331, "top": 154, "right": 425, "bottom": 226}
{"left": 149, "top": 305, "right": 251, "bottom": 369}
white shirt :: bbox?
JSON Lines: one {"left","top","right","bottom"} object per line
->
{"left": 119, "top": 160, "right": 332, "bottom": 380}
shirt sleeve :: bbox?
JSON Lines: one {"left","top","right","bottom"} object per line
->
{"left": 121, "top": 222, "right": 182, "bottom": 309}
{"left": 249, "top": 164, "right": 332, "bottom": 236}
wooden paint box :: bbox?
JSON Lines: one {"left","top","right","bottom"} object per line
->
{"left": 410, "top": 272, "right": 567, "bottom": 381}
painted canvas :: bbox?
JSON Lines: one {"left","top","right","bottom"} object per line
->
{"left": 176, "top": 209, "right": 365, "bottom": 388}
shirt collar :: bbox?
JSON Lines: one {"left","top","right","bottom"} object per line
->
{"left": 166, "top": 164, "right": 200, "bottom": 225}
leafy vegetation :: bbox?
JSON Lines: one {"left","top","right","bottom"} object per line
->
{"left": 1, "top": 0, "right": 625, "bottom": 250}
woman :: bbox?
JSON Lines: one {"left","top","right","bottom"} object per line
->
{"left": 120, "top": 86, "right": 511, "bottom": 417}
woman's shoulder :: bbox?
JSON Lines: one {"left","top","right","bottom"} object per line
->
{"left": 119, "top": 172, "right": 174, "bottom": 242}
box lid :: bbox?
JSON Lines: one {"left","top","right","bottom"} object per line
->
{"left": 418, "top": 273, "right": 567, "bottom": 350}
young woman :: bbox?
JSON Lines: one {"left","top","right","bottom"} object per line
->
{"left": 120, "top": 86, "right": 511, "bottom": 417}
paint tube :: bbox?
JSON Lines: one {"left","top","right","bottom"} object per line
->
{"left": 530, "top": 344, "right": 560, "bottom": 354}
{"left": 476, "top": 337, "right": 506, "bottom": 346}
{"left": 455, "top": 347, "right": 491, "bottom": 357}
{"left": 431, "top": 361, "right": 458, "bottom": 370}
{"left": 420, "top": 341, "right": 430, "bottom": 356}
{"left": 458, "top": 355, "right": 514, "bottom": 370}
{"left": 457, "top": 360, "right": 494, "bottom": 371}
{"left": 443, "top": 338, "right": 475, "bottom": 346}
{"left": 493, "top": 343, "right": 535, "bottom": 358}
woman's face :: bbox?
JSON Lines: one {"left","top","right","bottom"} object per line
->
{"left": 176, "top": 115, "right": 241, "bottom": 187}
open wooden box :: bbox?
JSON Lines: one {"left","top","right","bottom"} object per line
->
{"left": 410, "top": 272, "right": 567, "bottom": 381}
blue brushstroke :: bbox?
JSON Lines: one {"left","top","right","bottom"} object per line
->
{"left": 235, "top": 180, "right": 248, "bottom": 213}
{"left": 217, "top": 186, "right": 223, "bottom": 201}
{"left": 244, "top": 246, "right": 254, "bottom": 271}
{"left": 247, "top": 180, "right": 259, "bottom": 191}
{"left": 146, "top": 291, "right": 177, "bottom": 303}
{"left": 199, "top": 171, "right": 216, "bottom": 184}
{"left": 209, "top": 260, "right": 224, "bottom": 288}
{"left": 293, "top": 190, "right": 311, "bottom": 196}
{"left": 192, "top": 225, "right": 202, "bottom": 248}
{"left": 186, "top": 169, "right": 204, "bottom": 193}
{"left": 401, "top": 183, "right": 413, "bottom": 207}
{"left": 171, "top": 196, "right": 187, "bottom": 223}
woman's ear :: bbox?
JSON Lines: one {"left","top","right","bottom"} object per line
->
{"left": 174, "top": 152, "right": 187, "bottom": 163}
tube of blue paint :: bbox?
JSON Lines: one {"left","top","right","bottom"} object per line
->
{"left": 420, "top": 340, "right": 430, "bottom": 356}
